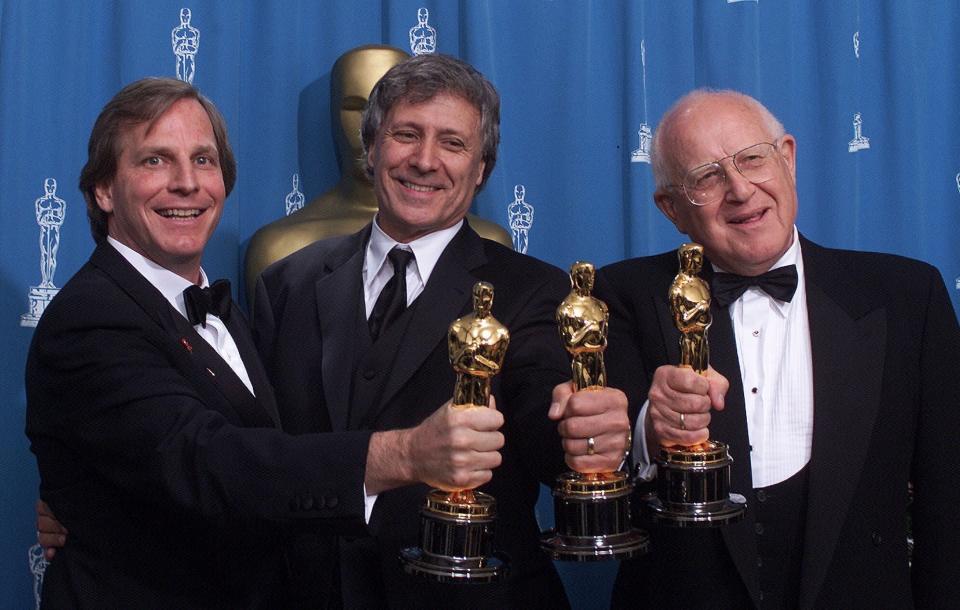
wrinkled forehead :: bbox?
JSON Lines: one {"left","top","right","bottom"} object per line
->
{"left": 386, "top": 92, "right": 481, "bottom": 134}
{"left": 117, "top": 99, "right": 215, "bottom": 154}
{"left": 668, "top": 98, "right": 774, "bottom": 172}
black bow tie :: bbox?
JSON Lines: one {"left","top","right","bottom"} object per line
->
{"left": 183, "top": 279, "right": 232, "bottom": 328}
{"left": 712, "top": 265, "right": 798, "bottom": 308}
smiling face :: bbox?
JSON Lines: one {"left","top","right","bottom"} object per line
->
{"left": 367, "top": 93, "right": 485, "bottom": 243}
{"left": 654, "top": 95, "right": 798, "bottom": 276}
{"left": 94, "top": 97, "right": 225, "bottom": 282}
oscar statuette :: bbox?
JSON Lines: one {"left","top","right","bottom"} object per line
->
{"left": 540, "top": 262, "right": 649, "bottom": 560}
{"left": 645, "top": 243, "right": 746, "bottom": 526}
{"left": 400, "top": 282, "right": 509, "bottom": 582}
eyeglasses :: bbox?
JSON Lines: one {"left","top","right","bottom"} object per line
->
{"left": 666, "top": 141, "right": 781, "bottom": 206}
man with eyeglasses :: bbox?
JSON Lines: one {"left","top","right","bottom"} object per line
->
{"left": 598, "top": 89, "right": 959, "bottom": 607}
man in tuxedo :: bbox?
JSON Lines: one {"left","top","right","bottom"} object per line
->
{"left": 26, "top": 77, "right": 508, "bottom": 608}
{"left": 253, "top": 54, "right": 631, "bottom": 608}
{"left": 601, "top": 89, "right": 960, "bottom": 608}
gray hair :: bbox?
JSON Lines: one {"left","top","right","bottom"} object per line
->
{"left": 360, "top": 54, "right": 500, "bottom": 191}
{"left": 650, "top": 89, "right": 785, "bottom": 189}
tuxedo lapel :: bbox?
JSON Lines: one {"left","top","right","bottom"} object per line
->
{"left": 709, "top": 300, "right": 762, "bottom": 607}
{"left": 163, "top": 307, "right": 277, "bottom": 428}
{"left": 315, "top": 229, "right": 369, "bottom": 432}
{"left": 90, "top": 244, "right": 279, "bottom": 428}
{"left": 798, "top": 240, "right": 886, "bottom": 606}
{"left": 657, "top": 258, "right": 760, "bottom": 603}
{"left": 368, "top": 225, "right": 487, "bottom": 424}
{"left": 224, "top": 305, "right": 281, "bottom": 428}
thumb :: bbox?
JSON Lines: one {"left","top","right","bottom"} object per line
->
{"left": 548, "top": 381, "right": 574, "bottom": 421}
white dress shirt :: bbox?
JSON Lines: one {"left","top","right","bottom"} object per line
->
{"left": 363, "top": 217, "right": 463, "bottom": 315}
{"left": 359, "top": 217, "right": 464, "bottom": 520}
{"left": 634, "top": 226, "right": 814, "bottom": 488}
{"left": 107, "top": 237, "right": 255, "bottom": 395}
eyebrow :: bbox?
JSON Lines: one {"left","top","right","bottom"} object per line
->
{"left": 388, "top": 120, "right": 473, "bottom": 140}
{"left": 131, "top": 143, "right": 219, "bottom": 159}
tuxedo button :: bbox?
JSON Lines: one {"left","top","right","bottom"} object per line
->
{"left": 363, "top": 368, "right": 377, "bottom": 380}
{"left": 757, "top": 556, "right": 763, "bottom": 568}
{"left": 754, "top": 522, "right": 765, "bottom": 535}
{"left": 327, "top": 496, "right": 339, "bottom": 508}
{"left": 756, "top": 489, "right": 767, "bottom": 502}
{"left": 872, "top": 532, "right": 883, "bottom": 546}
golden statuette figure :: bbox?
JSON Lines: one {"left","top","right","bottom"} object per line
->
{"left": 401, "top": 281, "right": 509, "bottom": 581}
{"left": 557, "top": 261, "right": 608, "bottom": 391}
{"left": 670, "top": 243, "right": 711, "bottom": 374}
{"left": 644, "top": 243, "right": 745, "bottom": 526}
{"left": 447, "top": 282, "right": 509, "bottom": 504}
{"left": 449, "top": 281, "right": 510, "bottom": 410}
{"left": 540, "top": 261, "right": 649, "bottom": 561}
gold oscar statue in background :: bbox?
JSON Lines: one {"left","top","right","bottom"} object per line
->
{"left": 400, "top": 282, "right": 509, "bottom": 582}
{"left": 244, "top": 45, "right": 511, "bottom": 302}
{"left": 541, "top": 262, "right": 649, "bottom": 561}
{"left": 645, "top": 243, "right": 746, "bottom": 526}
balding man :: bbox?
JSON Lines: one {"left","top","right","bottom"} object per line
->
{"left": 600, "top": 89, "right": 959, "bottom": 608}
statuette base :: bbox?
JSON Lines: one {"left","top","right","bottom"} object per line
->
{"left": 400, "top": 489, "right": 506, "bottom": 583}
{"left": 645, "top": 440, "right": 745, "bottom": 527}
{"left": 541, "top": 471, "right": 649, "bottom": 561}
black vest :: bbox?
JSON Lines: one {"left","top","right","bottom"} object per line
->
{"left": 754, "top": 464, "right": 810, "bottom": 609}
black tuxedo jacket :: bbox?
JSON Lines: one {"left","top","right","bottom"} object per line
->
{"left": 26, "top": 244, "right": 368, "bottom": 609}
{"left": 254, "top": 222, "right": 571, "bottom": 608}
{"left": 598, "top": 236, "right": 960, "bottom": 609}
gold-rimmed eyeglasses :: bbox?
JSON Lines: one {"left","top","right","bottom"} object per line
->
{"left": 665, "top": 141, "right": 781, "bottom": 207}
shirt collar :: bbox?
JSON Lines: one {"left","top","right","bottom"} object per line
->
{"left": 711, "top": 226, "right": 801, "bottom": 273}
{"left": 107, "top": 236, "right": 209, "bottom": 319}
{"left": 711, "top": 225, "right": 805, "bottom": 315}
{"left": 364, "top": 216, "right": 464, "bottom": 286}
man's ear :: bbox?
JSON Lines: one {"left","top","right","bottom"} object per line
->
{"left": 654, "top": 189, "right": 686, "bottom": 234}
{"left": 94, "top": 182, "right": 114, "bottom": 213}
{"left": 364, "top": 140, "right": 377, "bottom": 178}
{"left": 778, "top": 134, "right": 797, "bottom": 178}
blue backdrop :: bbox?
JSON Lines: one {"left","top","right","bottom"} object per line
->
{"left": 2, "top": 1, "right": 958, "bottom": 607}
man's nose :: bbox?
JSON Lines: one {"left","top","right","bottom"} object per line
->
{"left": 722, "top": 161, "right": 755, "bottom": 203}
{"left": 170, "top": 162, "right": 200, "bottom": 193}
{"left": 409, "top": 138, "right": 440, "bottom": 172}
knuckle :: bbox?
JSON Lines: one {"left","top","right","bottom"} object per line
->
{"left": 450, "top": 471, "right": 471, "bottom": 488}
{"left": 449, "top": 430, "right": 468, "bottom": 448}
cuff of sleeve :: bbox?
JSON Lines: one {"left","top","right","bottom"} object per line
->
{"left": 632, "top": 399, "right": 657, "bottom": 482}
{"left": 363, "top": 485, "right": 377, "bottom": 524}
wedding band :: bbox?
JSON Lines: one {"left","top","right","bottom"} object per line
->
{"left": 679, "top": 412, "right": 686, "bottom": 430}
{"left": 587, "top": 436, "right": 596, "bottom": 455}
